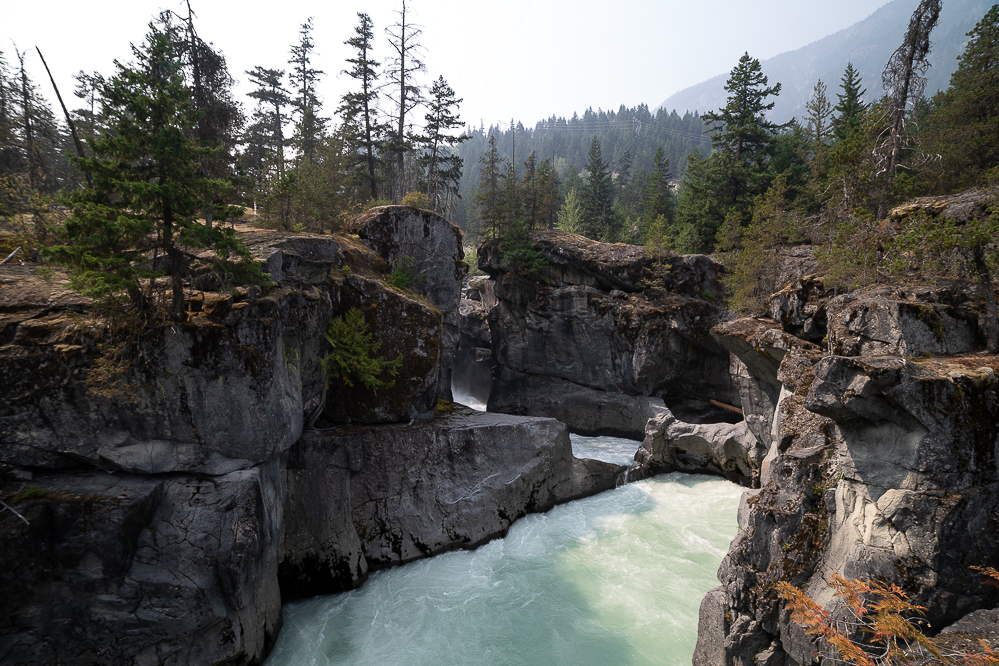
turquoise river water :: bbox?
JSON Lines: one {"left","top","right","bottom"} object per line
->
{"left": 265, "top": 433, "right": 742, "bottom": 666}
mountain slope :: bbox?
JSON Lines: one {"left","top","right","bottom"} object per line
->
{"left": 658, "top": 0, "right": 990, "bottom": 122}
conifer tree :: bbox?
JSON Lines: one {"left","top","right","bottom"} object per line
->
{"left": 535, "top": 157, "right": 560, "bottom": 230}
{"left": 923, "top": 5, "right": 999, "bottom": 189}
{"left": 804, "top": 80, "right": 833, "bottom": 150}
{"left": 678, "top": 52, "right": 785, "bottom": 248}
{"left": 832, "top": 62, "right": 867, "bottom": 142}
{"left": 475, "top": 134, "right": 505, "bottom": 239}
{"left": 877, "top": 0, "right": 942, "bottom": 218}
{"left": 288, "top": 17, "right": 326, "bottom": 164}
{"left": 556, "top": 187, "right": 583, "bottom": 234}
{"left": 418, "top": 75, "right": 468, "bottom": 216}
{"left": 643, "top": 147, "right": 674, "bottom": 231}
{"left": 702, "top": 53, "right": 784, "bottom": 166}
{"left": 244, "top": 66, "right": 290, "bottom": 181}
{"left": 581, "top": 136, "right": 614, "bottom": 240}
{"left": 501, "top": 216, "right": 547, "bottom": 279}
{"left": 160, "top": 5, "right": 244, "bottom": 192}
{"left": 339, "top": 12, "right": 384, "bottom": 200}
{"left": 49, "top": 24, "right": 258, "bottom": 316}
{"left": 384, "top": 0, "right": 425, "bottom": 201}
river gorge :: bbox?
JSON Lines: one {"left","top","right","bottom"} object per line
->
{"left": 2, "top": 203, "right": 998, "bottom": 665}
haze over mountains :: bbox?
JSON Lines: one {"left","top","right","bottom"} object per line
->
{"left": 658, "top": 0, "right": 990, "bottom": 123}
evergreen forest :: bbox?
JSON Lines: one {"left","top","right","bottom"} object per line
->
{"left": 1, "top": 0, "right": 998, "bottom": 341}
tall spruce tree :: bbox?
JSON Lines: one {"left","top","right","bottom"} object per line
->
{"left": 244, "top": 66, "right": 290, "bottom": 182}
{"left": 49, "top": 24, "right": 258, "bottom": 316}
{"left": 418, "top": 76, "right": 468, "bottom": 216}
{"left": 339, "top": 12, "right": 384, "bottom": 200}
{"left": 680, "top": 52, "right": 785, "bottom": 248}
{"left": 642, "top": 147, "right": 674, "bottom": 237}
{"left": 475, "top": 134, "right": 505, "bottom": 239}
{"left": 580, "top": 136, "right": 614, "bottom": 240}
{"left": 832, "top": 62, "right": 867, "bottom": 142}
{"left": 160, "top": 5, "right": 244, "bottom": 197}
{"left": 288, "top": 17, "right": 326, "bottom": 163}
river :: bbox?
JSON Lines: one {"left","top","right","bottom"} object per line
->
{"left": 265, "top": 432, "right": 741, "bottom": 666}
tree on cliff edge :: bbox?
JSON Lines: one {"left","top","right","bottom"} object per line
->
{"left": 49, "top": 24, "right": 260, "bottom": 317}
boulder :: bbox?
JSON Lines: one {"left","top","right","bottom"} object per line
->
{"left": 0, "top": 461, "right": 283, "bottom": 666}
{"left": 633, "top": 405, "right": 765, "bottom": 487}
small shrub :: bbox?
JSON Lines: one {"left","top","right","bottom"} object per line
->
{"left": 16, "top": 486, "right": 46, "bottom": 501}
{"left": 400, "top": 191, "right": 431, "bottom": 209}
{"left": 387, "top": 256, "right": 425, "bottom": 290}
{"left": 322, "top": 308, "right": 402, "bottom": 394}
{"left": 33, "top": 266, "right": 56, "bottom": 282}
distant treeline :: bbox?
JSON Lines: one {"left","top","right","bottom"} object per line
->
{"left": 452, "top": 105, "right": 710, "bottom": 234}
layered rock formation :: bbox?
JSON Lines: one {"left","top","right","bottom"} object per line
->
{"left": 1, "top": 207, "right": 622, "bottom": 665}
{"left": 695, "top": 310, "right": 999, "bottom": 665}
{"left": 477, "top": 231, "right": 739, "bottom": 439}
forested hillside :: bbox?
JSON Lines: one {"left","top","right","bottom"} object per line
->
{"left": 451, "top": 107, "right": 711, "bottom": 235}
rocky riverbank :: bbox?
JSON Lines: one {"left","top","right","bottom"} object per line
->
{"left": 0, "top": 209, "right": 624, "bottom": 665}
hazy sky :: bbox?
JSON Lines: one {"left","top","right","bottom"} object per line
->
{"left": 5, "top": 0, "right": 894, "bottom": 132}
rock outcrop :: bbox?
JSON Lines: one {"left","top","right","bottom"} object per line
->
{"left": 633, "top": 406, "right": 765, "bottom": 487}
{"left": 477, "top": 231, "right": 738, "bottom": 437}
{"left": 694, "top": 315, "right": 999, "bottom": 665}
{"left": 1, "top": 461, "right": 283, "bottom": 666}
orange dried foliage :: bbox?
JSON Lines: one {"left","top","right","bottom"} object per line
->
{"left": 777, "top": 569, "right": 999, "bottom": 666}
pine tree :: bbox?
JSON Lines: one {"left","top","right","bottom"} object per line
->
{"left": 643, "top": 147, "right": 673, "bottom": 232}
{"left": 804, "top": 80, "right": 833, "bottom": 150}
{"left": 160, "top": 7, "right": 243, "bottom": 188}
{"left": 501, "top": 216, "right": 547, "bottom": 279}
{"left": 48, "top": 24, "right": 260, "bottom": 316}
{"left": 418, "top": 76, "right": 468, "bottom": 217}
{"left": 922, "top": 5, "right": 999, "bottom": 190}
{"left": 384, "top": 0, "right": 425, "bottom": 201}
{"left": 245, "top": 66, "right": 290, "bottom": 179}
{"left": 832, "top": 62, "right": 867, "bottom": 142}
{"left": 581, "top": 137, "right": 614, "bottom": 240}
{"left": 475, "top": 134, "right": 506, "bottom": 239}
{"left": 680, "top": 52, "right": 785, "bottom": 247}
{"left": 339, "top": 12, "right": 385, "bottom": 200}
{"left": 702, "top": 53, "right": 784, "bottom": 166}
{"left": 288, "top": 17, "right": 326, "bottom": 164}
